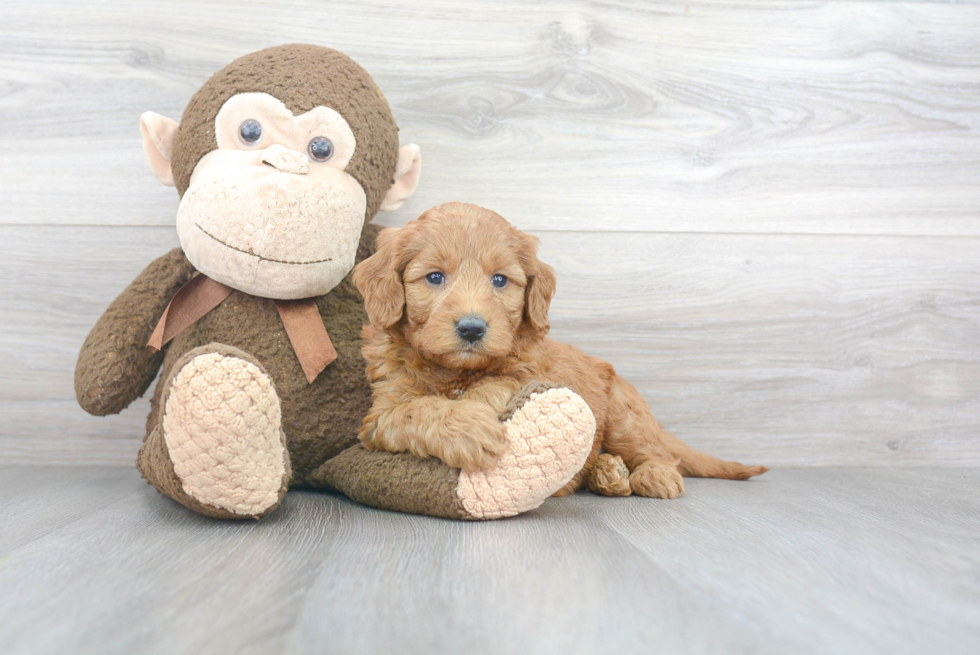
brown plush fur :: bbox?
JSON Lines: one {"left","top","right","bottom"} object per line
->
{"left": 138, "top": 343, "right": 292, "bottom": 519}
{"left": 353, "top": 203, "right": 768, "bottom": 498}
{"left": 76, "top": 247, "right": 196, "bottom": 417}
{"left": 308, "top": 379, "right": 563, "bottom": 520}
{"left": 171, "top": 44, "right": 400, "bottom": 218}
{"left": 150, "top": 227, "right": 381, "bottom": 485}
{"left": 78, "top": 46, "right": 522, "bottom": 521}
{"left": 77, "top": 225, "right": 380, "bottom": 486}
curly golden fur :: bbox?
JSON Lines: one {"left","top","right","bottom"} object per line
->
{"left": 353, "top": 203, "right": 767, "bottom": 498}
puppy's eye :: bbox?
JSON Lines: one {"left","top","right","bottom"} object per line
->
{"left": 239, "top": 119, "right": 262, "bottom": 145}
{"left": 491, "top": 274, "right": 508, "bottom": 288}
{"left": 426, "top": 272, "right": 445, "bottom": 285}
{"left": 308, "top": 136, "right": 334, "bottom": 162}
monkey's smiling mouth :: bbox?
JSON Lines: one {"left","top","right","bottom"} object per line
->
{"left": 195, "top": 223, "right": 333, "bottom": 265}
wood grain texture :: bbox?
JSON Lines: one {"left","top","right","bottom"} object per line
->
{"left": 1, "top": 466, "right": 978, "bottom": 655}
{"left": 1, "top": 225, "right": 977, "bottom": 466}
{"left": 1, "top": 1, "right": 979, "bottom": 466}
{"left": 1, "top": 0, "right": 978, "bottom": 234}
{"left": 0, "top": 226, "right": 178, "bottom": 464}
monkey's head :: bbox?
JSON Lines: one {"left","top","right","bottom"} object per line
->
{"left": 139, "top": 44, "right": 421, "bottom": 300}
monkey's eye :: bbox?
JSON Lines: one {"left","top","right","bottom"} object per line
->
{"left": 308, "top": 136, "right": 334, "bottom": 162}
{"left": 491, "top": 274, "right": 508, "bottom": 288}
{"left": 426, "top": 272, "right": 445, "bottom": 286}
{"left": 239, "top": 119, "right": 262, "bottom": 145}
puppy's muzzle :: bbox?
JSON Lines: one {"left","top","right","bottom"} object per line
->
{"left": 455, "top": 315, "right": 487, "bottom": 344}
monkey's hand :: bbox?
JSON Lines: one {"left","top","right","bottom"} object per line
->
{"left": 75, "top": 248, "right": 196, "bottom": 416}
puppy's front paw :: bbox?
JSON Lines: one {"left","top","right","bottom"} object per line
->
{"left": 629, "top": 462, "right": 685, "bottom": 499}
{"left": 439, "top": 412, "right": 509, "bottom": 473}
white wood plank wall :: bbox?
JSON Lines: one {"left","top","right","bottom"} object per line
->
{"left": 1, "top": 0, "right": 978, "bottom": 466}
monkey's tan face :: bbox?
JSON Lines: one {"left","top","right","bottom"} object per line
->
{"left": 175, "top": 93, "right": 367, "bottom": 299}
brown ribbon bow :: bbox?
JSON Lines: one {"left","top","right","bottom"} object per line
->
{"left": 147, "top": 274, "right": 337, "bottom": 383}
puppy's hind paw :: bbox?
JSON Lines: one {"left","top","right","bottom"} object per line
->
{"left": 630, "top": 462, "right": 685, "bottom": 499}
{"left": 588, "top": 453, "right": 632, "bottom": 497}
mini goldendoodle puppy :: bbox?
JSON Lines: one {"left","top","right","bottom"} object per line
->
{"left": 352, "top": 202, "right": 767, "bottom": 498}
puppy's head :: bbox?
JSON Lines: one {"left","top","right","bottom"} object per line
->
{"left": 353, "top": 202, "right": 556, "bottom": 369}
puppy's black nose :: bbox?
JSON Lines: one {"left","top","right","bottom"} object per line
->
{"left": 455, "top": 315, "right": 487, "bottom": 343}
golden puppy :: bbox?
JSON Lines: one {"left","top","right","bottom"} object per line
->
{"left": 352, "top": 203, "right": 767, "bottom": 498}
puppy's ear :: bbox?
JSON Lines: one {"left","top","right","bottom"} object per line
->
{"left": 520, "top": 233, "right": 557, "bottom": 335}
{"left": 353, "top": 227, "right": 411, "bottom": 327}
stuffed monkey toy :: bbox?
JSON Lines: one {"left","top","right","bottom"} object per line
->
{"left": 75, "top": 44, "right": 596, "bottom": 520}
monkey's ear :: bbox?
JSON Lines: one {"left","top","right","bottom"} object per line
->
{"left": 139, "top": 111, "right": 179, "bottom": 187}
{"left": 379, "top": 144, "right": 422, "bottom": 212}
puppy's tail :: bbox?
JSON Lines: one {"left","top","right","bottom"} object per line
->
{"left": 659, "top": 430, "right": 769, "bottom": 480}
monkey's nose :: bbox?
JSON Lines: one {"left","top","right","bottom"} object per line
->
{"left": 455, "top": 315, "right": 487, "bottom": 343}
{"left": 261, "top": 144, "right": 309, "bottom": 175}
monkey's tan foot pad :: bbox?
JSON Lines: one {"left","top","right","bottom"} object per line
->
{"left": 457, "top": 387, "right": 596, "bottom": 519}
{"left": 154, "top": 346, "right": 290, "bottom": 519}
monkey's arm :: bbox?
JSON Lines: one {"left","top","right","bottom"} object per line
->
{"left": 75, "top": 248, "right": 196, "bottom": 416}
{"left": 312, "top": 381, "right": 597, "bottom": 521}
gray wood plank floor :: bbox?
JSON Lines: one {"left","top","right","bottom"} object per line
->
{"left": 1, "top": 465, "right": 977, "bottom": 655}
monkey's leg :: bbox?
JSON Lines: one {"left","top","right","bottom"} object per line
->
{"left": 311, "top": 383, "right": 596, "bottom": 520}
{"left": 137, "top": 344, "right": 291, "bottom": 520}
